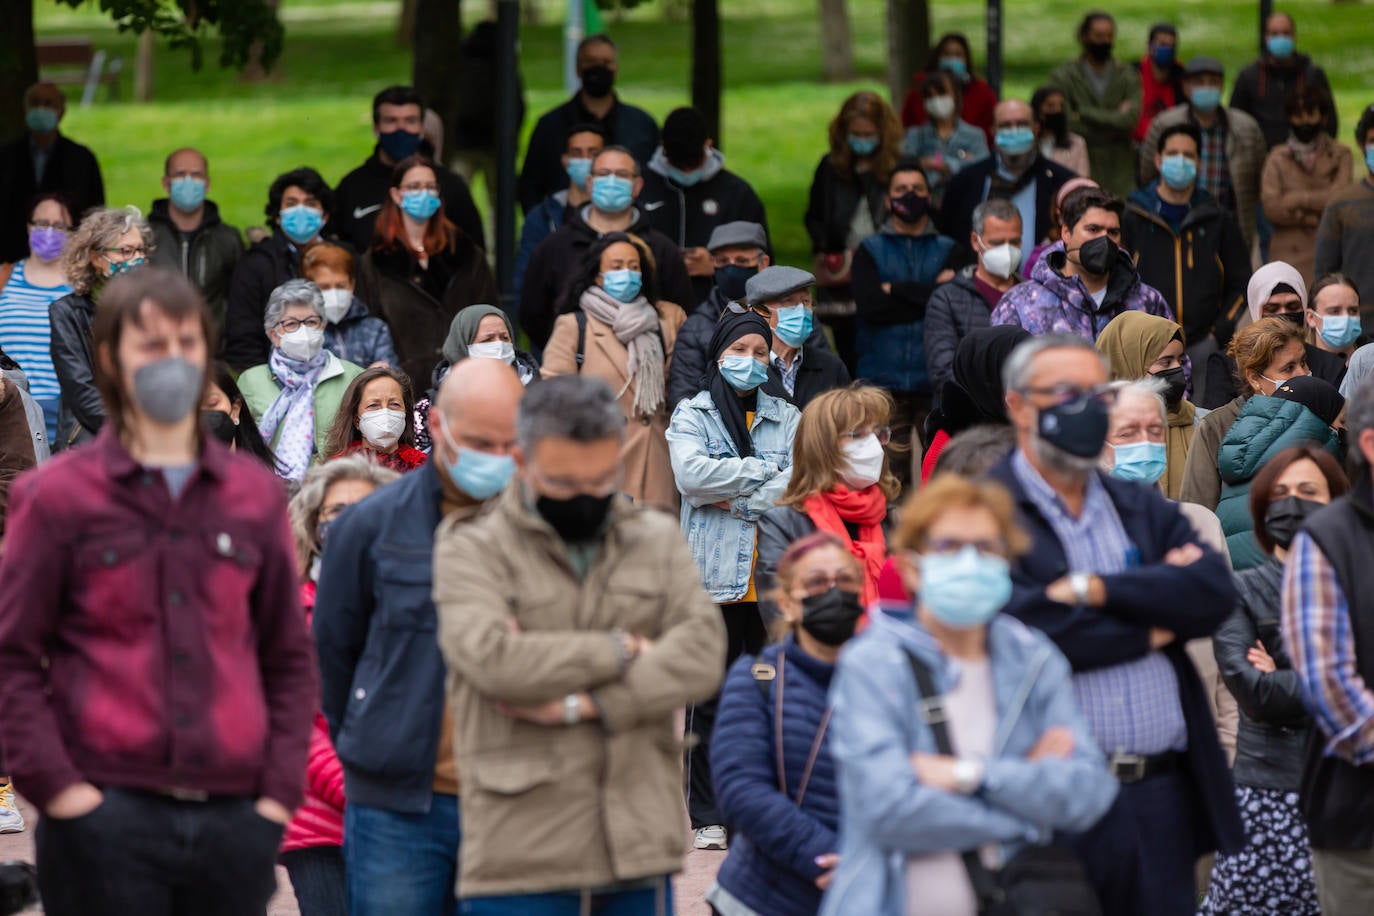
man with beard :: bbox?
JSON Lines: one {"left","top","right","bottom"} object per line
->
{"left": 986, "top": 334, "right": 1241, "bottom": 915}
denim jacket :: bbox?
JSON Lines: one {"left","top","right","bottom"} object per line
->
{"left": 666, "top": 389, "right": 799, "bottom": 602}
{"left": 819, "top": 608, "right": 1118, "bottom": 916}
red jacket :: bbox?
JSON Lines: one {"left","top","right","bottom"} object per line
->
{"left": 0, "top": 428, "right": 316, "bottom": 811}
{"left": 282, "top": 582, "right": 346, "bottom": 852}
{"left": 900, "top": 72, "right": 998, "bottom": 145}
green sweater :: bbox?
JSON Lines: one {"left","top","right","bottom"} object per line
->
{"left": 237, "top": 353, "right": 364, "bottom": 462}
{"left": 1048, "top": 56, "right": 1141, "bottom": 197}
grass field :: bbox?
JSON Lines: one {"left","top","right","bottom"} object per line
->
{"left": 31, "top": 0, "right": 1374, "bottom": 269}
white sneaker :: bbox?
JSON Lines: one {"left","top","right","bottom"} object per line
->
{"left": 0, "top": 782, "right": 25, "bottom": 834}
{"left": 694, "top": 824, "right": 727, "bottom": 850}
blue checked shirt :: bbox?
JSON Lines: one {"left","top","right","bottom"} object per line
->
{"left": 1013, "top": 452, "right": 1188, "bottom": 755}
{"left": 772, "top": 347, "right": 803, "bottom": 397}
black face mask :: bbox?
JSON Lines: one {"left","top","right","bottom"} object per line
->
{"left": 1154, "top": 366, "right": 1187, "bottom": 406}
{"left": 1290, "top": 122, "right": 1322, "bottom": 144}
{"left": 714, "top": 264, "right": 758, "bottom": 303}
{"left": 1264, "top": 495, "right": 1324, "bottom": 550}
{"left": 1072, "top": 235, "right": 1117, "bottom": 277}
{"left": 580, "top": 65, "right": 616, "bottom": 99}
{"left": 1085, "top": 41, "right": 1113, "bottom": 63}
{"left": 1037, "top": 393, "right": 1110, "bottom": 458}
{"left": 536, "top": 492, "right": 615, "bottom": 542}
{"left": 1275, "top": 310, "right": 1306, "bottom": 328}
{"left": 890, "top": 191, "right": 929, "bottom": 224}
{"left": 202, "top": 409, "right": 238, "bottom": 444}
{"left": 378, "top": 129, "right": 422, "bottom": 162}
{"left": 1041, "top": 112, "right": 1068, "bottom": 137}
{"left": 800, "top": 586, "right": 865, "bottom": 646}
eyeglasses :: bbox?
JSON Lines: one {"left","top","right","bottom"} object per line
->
{"left": 103, "top": 245, "right": 149, "bottom": 260}
{"left": 275, "top": 316, "right": 324, "bottom": 333}
{"left": 841, "top": 425, "right": 892, "bottom": 445}
{"left": 797, "top": 570, "right": 864, "bottom": 596}
{"left": 724, "top": 300, "right": 771, "bottom": 317}
{"left": 30, "top": 220, "right": 71, "bottom": 231}
{"left": 916, "top": 538, "right": 1009, "bottom": 559}
{"left": 400, "top": 183, "right": 440, "bottom": 193}
{"left": 526, "top": 465, "right": 623, "bottom": 502}
{"left": 1020, "top": 382, "right": 1117, "bottom": 408}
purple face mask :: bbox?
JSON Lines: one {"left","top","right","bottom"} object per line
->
{"left": 29, "top": 226, "right": 66, "bottom": 262}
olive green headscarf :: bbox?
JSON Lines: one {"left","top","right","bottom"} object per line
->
{"left": 443, "top": 304, "right": 513, "bottom": 363}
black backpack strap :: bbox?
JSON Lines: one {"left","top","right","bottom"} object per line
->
{"left": 575, "top": 310, "right": 587, "bottom": 370}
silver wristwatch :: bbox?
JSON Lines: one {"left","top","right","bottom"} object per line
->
{"left": 1068, "top": 572, "right": 1092, "bottom": 607}
{"left": 563, "top": 693, "right": 581, "bottom": 725}
{"left": 953, "top": 758, "right": 985, "bottom": 795}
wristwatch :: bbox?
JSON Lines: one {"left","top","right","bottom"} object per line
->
{"left": 953, "top": 758, "right": 985, "bottom": 795}
{"left": 563, "top": 693, "right": 581, "bottom": 725}
{"left": 1068, "top": 572, "right": 1092, "bottom": 607}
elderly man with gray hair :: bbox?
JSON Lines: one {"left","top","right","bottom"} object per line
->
{"left": 434, "top": 374, "right": 724, "bottom": 915}
{"left": 237, "top": 278, "right": 363, "bottom": 480}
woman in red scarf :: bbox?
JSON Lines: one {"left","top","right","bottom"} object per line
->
{"left": 324, "top": 365, "right": 428, "bottom": 473}
{"left": 757, "top": 385, "right": 898, "bottom": 613}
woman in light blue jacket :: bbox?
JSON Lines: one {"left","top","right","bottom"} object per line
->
{"left": 820, "top": 474, "right": 1117, "bottom": 916}
{"left": 667, "top": 307, "right": 800, "bottom": 849}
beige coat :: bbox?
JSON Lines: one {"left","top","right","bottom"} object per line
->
{"left": 433, "top": 487, "right": 725, "bottom": 897}
{"left": 1260, "top": 137, "right": 1353, "bottom": 284}
{"left": 541, "top": 303, "right": 687, "bottom": 513}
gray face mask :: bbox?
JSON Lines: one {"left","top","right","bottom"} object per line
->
{"left": 133, "top": 357, "right": 204, "bottom": 424}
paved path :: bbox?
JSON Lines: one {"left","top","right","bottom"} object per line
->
{"left": 1, "top": 793, "right": 723, "bottom": 914}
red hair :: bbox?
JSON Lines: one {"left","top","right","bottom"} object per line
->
{"left": 370, "top": 155, "right": 457, "bottom": 257}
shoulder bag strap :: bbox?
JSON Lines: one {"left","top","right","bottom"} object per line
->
{"left": 575, "top": 310, "right": 587, "bottom": 370}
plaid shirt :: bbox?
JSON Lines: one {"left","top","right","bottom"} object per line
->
{"left": 1281, "top": 531, "right": 1374, "bottom": 765}
{"left": 1194, "top": 112, "right": 1236, "bottom": 216}
{"left": 1012, "top": 451, "right": 1187, "bottom": 755}
{"left": 772, "top": 347, "right": 803, "bottom": 397}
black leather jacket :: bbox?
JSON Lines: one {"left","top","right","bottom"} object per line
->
{"left": 1213, "top": 556, "right": 1312, "bottom": 792}
{"left": 48, "top": 292, "right": 101, "bottom": 449}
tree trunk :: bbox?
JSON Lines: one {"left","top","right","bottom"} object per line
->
{"left": 691, "top": 0, "right": 721, "bottom": 148}
{"left": 412, "top": 0, "right": 464, "bottom": 165}
{"left": 240, "top": 0, "right": 282, "bottom": 81}
{"left": 887, "top": 0, "right": 928, "bottom": 107}
{"left": 398, "top": 0, "right": 420, "bottom": 48}
{"left": 1, "top": 2, "right": 39, "bottom": 144}
{"left": 134, "top": 30, "right": 155, "bottom": 102}
{"left": 817, "top": 0, "right": 853, "bottom": 82}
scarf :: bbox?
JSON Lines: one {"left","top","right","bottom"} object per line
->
{"left": 704, "top": 310, "right": 774, "bottom": 458}
{"left": 260, "top": 347, "right": 329, "bottom": 481}
{"left": 443, "top": 303, "right": 511, "bottom": 363}
{"left": 803, "top": 484, "right": 888, "bottom": 605}
{"left": 579, "top": 285, "right": 666, "bottom": 418}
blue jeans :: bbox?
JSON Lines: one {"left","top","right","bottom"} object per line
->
{"left": 459, "top": 878, "right": 673, "bottom": 915}
{"left": 344, "top": 794, "right": 461, "bottom": 916}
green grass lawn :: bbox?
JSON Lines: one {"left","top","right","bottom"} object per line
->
{"left": 32, "top": 0, "right": 1374, "bottom": 270}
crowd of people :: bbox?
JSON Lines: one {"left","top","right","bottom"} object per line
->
{"left": 2, "top": 13, "right": 1374, "bottom": 916}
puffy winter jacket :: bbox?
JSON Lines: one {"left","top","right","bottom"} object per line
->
{"left": 1215, "top": 394, "right": 1339, "bottom": 569}
{"left": 323, "top": 294, "right": 398, "bottom": 369}
{"left": 147, "top": 198, "right": 244, "bottom": 326}
{"left": 924, "top": 265, "right": 1017, "bottom": 398}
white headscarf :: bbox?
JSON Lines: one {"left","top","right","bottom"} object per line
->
{"left": 1246, "top": 261, "right": 1308, "bottom": 323}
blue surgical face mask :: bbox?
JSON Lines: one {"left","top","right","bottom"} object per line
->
{"left": 1150, "top": 44, "right": 1175, "bottom": 67}
{"left": 718, "top": 354, "right": 770, "bottom": 392}
{"left": 995, "top": 126, "right": 1036, "bottom": 157}
{"left": 1266, "top": 35, "right": 1295, "bottom": 59}
{"left": 25, "top": 107, "right": 58, "bottom": 133}
{"left": 1189, "top": 86, "right": 1222, "bottom": 113}
{"left": 919, "top": 546, "right": 1012, "bottom": 629}
{"left": 591, "top": 174, "right": 634, "bottom": 213}
{"left": 169, "top": 176, "right": 207, "bottom": 214}
{"left": 1160, "top": 154, "right": 1198, "bottom": 190}
{"left": 1365, "top": 144, "right": 1374, "bottom": 176}
{"left": 848, "top": 135, "right": 879, "bottom": 157}
{"left": 601, "top": 268, "right": 643, "bottom": 303}
{"left": 774, "top": 305, "right": 813, "bottom": 348}
{"left": 400, "top": 189, "right": 442, "bottom": 222}
{"left": 279, "top": 204, "right": 324, "bottom": 245}
{"left": 1319, "top": 313, "right": 1362, "bottom": 349}
{"left": 938, "top": 56, "right": 968, "bottom": 78}
{"left": 566, "top": 157, "right": 593, "bottom": 189}
{"left": 666, "top": 157, "right": 707, "bottom": 187}
{"left": 440, "top": 418, "right": 516, "bottom": 500}
{"left": 1109, "top": 441, "right": 1168, "bottom": 484}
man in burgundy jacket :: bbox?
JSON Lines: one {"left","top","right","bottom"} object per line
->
{"left": 0, "top": 268, "right": 316, "bottom": 916}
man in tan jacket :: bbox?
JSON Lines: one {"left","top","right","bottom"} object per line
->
{"left": 434, "top": 375, "right": 725, "bottom": 914}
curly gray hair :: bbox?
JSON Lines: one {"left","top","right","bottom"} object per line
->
{"left": 287, "top": 454, "right": 400, "bottom": 574}
{"left": 61, "top": 206, "right": 155, "bottom": 296}
{"left": 264, "top": 278, "right": 326, "bottom": 334}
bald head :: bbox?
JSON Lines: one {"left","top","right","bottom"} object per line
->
{"left": 430, "top": 357, "right": 525, "bottom": 469}
{"left": 165, "top": 147, "right": 209, "bottom": 178}
{"left": 994, "top": 99, "right": 1034, "bottom": 129}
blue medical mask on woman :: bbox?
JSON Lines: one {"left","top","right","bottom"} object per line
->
{"left": 1160, "top": 155, "right": 1198, "bottom": 190}
{"left": 279, "top": 204, "right": 324, "bottom": 245}
{"left": 1318, "top": 314, "right": 1362, "bottom": 349}
{"left": 995, "top": 126, "right": 1036, "bottom": 157}
{"left": 718, "top": 354, "right": 769, "bottom": 392}
{"left": 602, "top": 268, "right": 643, "bottom": 303}
{"left": 919, "top": 546, "right": 1013, "bottom": 629}
{"left": 774, "top": 305, "right": 812, "bottom": 348}
{"left": 848, "top": 135, "right": 879, "bottom": 157}
{"left": 591, "top": 174, "right": 634, "bottom": 213}
{"left": 400, "top": 189, "right": 442, "bottom": 221}
{"left": 1109, "top": 441, "right": 1168, "bottom": 484}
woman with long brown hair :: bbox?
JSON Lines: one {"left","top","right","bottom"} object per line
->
{"left": 323, "top": 365, "right": 426, "bottom": 473}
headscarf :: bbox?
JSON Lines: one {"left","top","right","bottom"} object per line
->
{"left": 579, "top": 285, "right": 666, "bottom": 418}
{"left": 1271, "top": 375, "right": 1346, "bottom": 427}
{"left": 1247, "top": 261, "right": 1308, "bottom": 323}
{"left": 704, "top": 310, "right": 773, "bottom": 458}
{"left": 260, "top": 347, "right": 330, "bottom": 482}
{"left": 443, "top": 304, "right": 512, "bottom": 363}
{"left": 933, "top": 326, "right": 1032, "bottom": 437}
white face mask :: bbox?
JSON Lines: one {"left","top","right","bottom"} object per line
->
{"left": 278, "top": 325, "right": 325, "bottom": 362}
{"left": 469, "top": 340, "right": 516, "bottom": 364}
{"left": 925, "top": 95, "right": 957, "bottom": 120}
{"left": 839, "top": 434, "right": 885, "bottom": 490}
{"left": 358, "top": 408, "right": 407, "bottom": 449}
{"left": 978, "top": 237, "right": 1022, "bottom": 279}
{"left": 321, "top": 289, "right": 352, "bottom": 324}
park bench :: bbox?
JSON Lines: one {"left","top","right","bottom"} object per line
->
{"left": 36, "top": 38, "right": 122, "bottom": 107}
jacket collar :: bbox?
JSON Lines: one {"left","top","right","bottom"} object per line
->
{"left": 685, "top": 387, "right": 789, "bottom": 423}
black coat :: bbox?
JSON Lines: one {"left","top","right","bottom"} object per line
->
{"left": 0, "top": 133, "right": 105, "bottom": 263}
{"left": 803, "top": 156, "right": 886, "bottom": 254}
{"left": 331, "top": 150, "right": 485, "bottom": 253}
{"left": 1200, "top": 344, "right": 1347, "bottom": 411}
{"left": 939, "top": 154, "right": 1077, "bottom": 248}
{"left": 48, "top": 292, "right": 101, "bottom": 448}
{"left": 222, "top": 233, "right": 302, "bottom": 372}
{"left": 147, "top": 199, "right": 245, "bottom": 326}
{"left": 774, "top": 344, "right": 851, "bottom": 411}
{"left": 517, "top": 93, "right": 660, "bottom": 214}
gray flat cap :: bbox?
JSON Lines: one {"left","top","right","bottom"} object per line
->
{"left": 1184, "top": 55, "right": 1224, "bottom": 77}
{"left": 746, "top": 265, "right": 816, "bottom": 305}
{"left": 706, "top": 221, "right": 768, "bottom": 253}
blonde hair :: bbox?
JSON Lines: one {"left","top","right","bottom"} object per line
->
{"left": 62, "top": 206, "right": 155, "bottom": 296}
{"left": 893, "top": 473, "right": 1031, "bottom": 556}
{"left": 779, "top": 384, "right": 900, "bottom": 507}
{"left": 827, "top": 91, "right": 904, "bottom": 184}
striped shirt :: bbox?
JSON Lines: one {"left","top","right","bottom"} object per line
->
{"left": 1281, "top": 531, "right": 1374, "bottom": 765}
{"left": 1012, "top": 451, "right": 1188, "bottom": 755}
{"left": 0, "top": 260, "right": 70, "bottom": 399}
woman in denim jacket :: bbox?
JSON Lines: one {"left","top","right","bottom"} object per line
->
{"left": 667, "top": 308, "right": 801, "bottom": 849}
{"left": 820, "top": 475, "right": 1118, "bottom": 916}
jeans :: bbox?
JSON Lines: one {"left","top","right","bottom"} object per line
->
{"left": 281, "top": 846, "right": 347, "bottom": 916}
{"left": 35, "top": 396, "right": 59, "bottom": 451}
{"left": 34, "top": 788, "right": 282, "bottom": 916}
{"left": 460, "top": 877, "right": 673, "bottom": 915}
{"left": 344, "top": 794, "right": 461, "bottom": 916}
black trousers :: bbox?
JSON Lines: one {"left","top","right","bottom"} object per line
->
{"left": 36, "top": 788, "right": 283, "bottom": 916}
{"left": 686, "top": 601, "right": 767, "bottom": 829}
{"left": 281, "top": 846, "right": 347, "bottom": 916}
